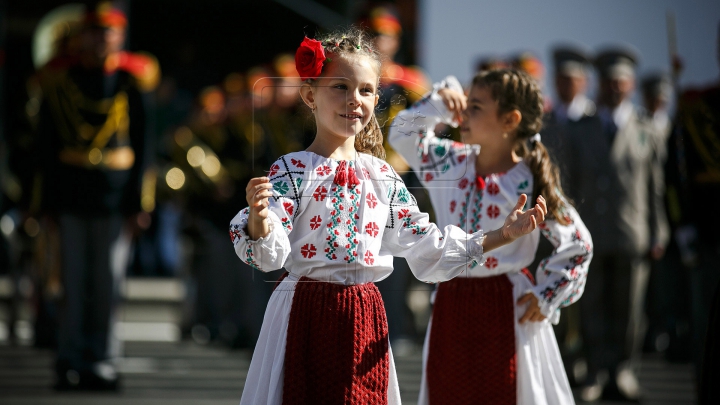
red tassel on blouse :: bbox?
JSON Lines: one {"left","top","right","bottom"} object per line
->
{"left": 333, "top": 161, "right": 360, "bottom": 187}
{"left": 475, "top": 175, "right": 486, "bottom": 190}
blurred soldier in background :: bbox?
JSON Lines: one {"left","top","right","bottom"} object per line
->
{"left": 540, "top": 45, "right": 597, "bottom": 386}
{"left": 641, "top": 72, "right": 673, "bottom": 154}
{"left": 566, "top": 48, "right": 669, "bottom": 402}
{"left": 359, "top": 4, "right": 431, "bottom": 352}
{"left": 664, "top": 23, "right": 720, "bottom": 404}
{"left": 544, "top": 46, "right": 595, "bottom": 172}
{"left": 33, "top": 2, "right": 159, "bottom": 390}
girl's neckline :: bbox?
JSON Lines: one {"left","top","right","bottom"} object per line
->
{"left": 302, "top": 149, "right": 362, "bottom": 162}
{"left": 474, "top": 160, "right": 524, "bottom": 179}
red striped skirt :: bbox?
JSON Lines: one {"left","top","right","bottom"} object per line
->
{"left": 427, "top": 274, "right": 517, "bottom": 405}
{"left": 282, "top": 275, "right": 389, "bottom": 405}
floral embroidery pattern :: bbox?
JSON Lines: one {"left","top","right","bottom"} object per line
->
{"left": 366, "top": 193, "right": 378, "bottom": 208}
{"left": 313, "top": 186, "right": 328, "bottom": 201}
{"left": 281, "top": 217, "right": 292, "bottom": 232}
{"left": 317, "top": 165, "right": 332, "bottom": 177}
{"left": 364, "top": 251, "right": 374, "bottom": 265}
{"left": 283, "top": 201, "right": 294, "bottom": 216}
{"left": 325, "top": 162, "right": 361, "bottom": 263}
{"left": 365, "top": 222, "right": 379, "bottom": 237}
{"left": 484, "top": 256, "right": 498, "bottom": 269}
{"left": 245, "top": 246, "right": 260, "bottom": 270}
{"left": 487, "top": 182, "right": 500, "bottom": 195}
{"left": 300, "top": 243, "right": 316, "bottom": 258}
{"left": 487, "top": 204, "right": 500, "bottom": 219}
{"left": 268, "top": 164, "right": 280, "bottom": 177}
{"left": 291, "top": 158, "right": 306, "bottom": 168}
{"left": 398, "top": 208, "right": 428, "bottom": 235}
{"left": 274, "top": 181, "right": 289, "bottom": 195}
{"left": 309, "top": 215, "right": 322, "bottom": 230}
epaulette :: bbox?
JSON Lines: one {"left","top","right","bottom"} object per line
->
{"left": 105, "top": 51, "right": 161, "bottom": 92}
{"left": 381, "top": 63, "right": 430, "bottom": 100}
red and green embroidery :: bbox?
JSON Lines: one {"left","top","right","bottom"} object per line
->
{"left": 280, "top": 217, "right": 292, "bottom": 232}
{"left": 325, "top": 162, "right": 361, "bottom": 263}
{"left": 245, "top": 246, "right": 260, "bottom": 270}
{"left": 398, "top": 208, "right": 428, "bottom": 235}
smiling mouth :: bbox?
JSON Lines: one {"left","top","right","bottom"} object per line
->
{"left": 340, "top": 113, "right": 363, "bottom": 120}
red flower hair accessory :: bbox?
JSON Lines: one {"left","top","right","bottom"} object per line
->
{"left": 295, "top": 37, "right": 327, "bottom": 81}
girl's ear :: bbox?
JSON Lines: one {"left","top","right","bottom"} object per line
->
{"left": 299, "top": 82, "right": 315, "bottom": 110}
{"left": 374, "top": 93, "right": 379, "bottom": 107}
{"left": 502, "top": 110, "right": 522, "bottom": 133}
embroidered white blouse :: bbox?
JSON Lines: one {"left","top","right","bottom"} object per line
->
{"left": 388, "top": 78, "right": 593, "bottom": 318}
{"left": 229, "top": 151, "right": 486, "bottom": 286}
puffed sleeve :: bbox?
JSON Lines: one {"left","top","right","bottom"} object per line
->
{"left": 532, "top": 203, "right": 593, "bottom": 318}
{"left": 379, "top": 176, "right": 485, "bottom": 283}
{"left": 387, "top": 76, "right": 469, "bottom": 176}
{"left": 228, "top": 158, "right": 302, "bottom": 271}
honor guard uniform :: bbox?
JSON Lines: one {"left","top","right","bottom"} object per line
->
{"left": 360, "top": 5, "right": 430, "bottom": 172}
{"left": 664, "top": 25, "right": 720, "bottom": 400}
{"left": 640, "top": 72, "right": 673, "bottom": 151}
{"left": 566, "top": 47, "right": 669, "bottom": 402}
{"left": 544, "top": 45, "right": 596, "bottom": 173}
{"left": 34, "top": 2, "right": 159, "bottom": 390}
{"left": 537, "top": 44, "right": 596, "bottom": 385}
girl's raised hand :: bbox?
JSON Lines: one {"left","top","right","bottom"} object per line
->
{"left": 437, "top": 88, "right": 467, "bottom": 124}
{"left": 500, "top": 194, "right": 547, "bottom": 242}
{"left": 245, "top": 177, "right": 274, "bottom": 240}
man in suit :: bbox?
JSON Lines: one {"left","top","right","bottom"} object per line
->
{"left": 35, "top": 2, "right": 158, "bottom": 390}
{"left": 566, "top": 48, "right": 670, "bottom": 402}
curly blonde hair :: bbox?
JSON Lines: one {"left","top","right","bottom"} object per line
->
{"left": 306, "top": 27, "right": 386, "bottom": 160}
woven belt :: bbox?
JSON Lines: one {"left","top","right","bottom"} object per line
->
{"left": 59, "top": 146, "right": 135, "bottom": 170}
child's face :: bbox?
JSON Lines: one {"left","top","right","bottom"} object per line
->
{"left": 460, "top": 85, "right": 506, "bottom": 146}
{"left": 312, "top": 56, "right": 379, "bottom": 140}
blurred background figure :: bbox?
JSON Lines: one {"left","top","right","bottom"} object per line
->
{"left": 474, "top": 55, "right": 509, "bottom": 73}
{"left": 641, "top": 72, "right": 673, "bottom": 144}
{"left": 565, "top": 47, "right": 669, "bottom": 402}
{"left": 544, "top": 45, "right": 595, "bottom": 167}
{"left": 31, "top": 1, "right": 159, "bottom": 390}
{"left": 540, "top": 44, "right": 597, "bottom": 386}
{"left": 664, "top": 22, "right": 720, "bottom": 404}
{"left": 510, "top": 51, "right": 551, "bottom": 112}
{"left": 359, "top": 3, "right": 431, "bottom": 354}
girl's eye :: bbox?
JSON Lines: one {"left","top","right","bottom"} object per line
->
{"left": 334, "top": 84, "right": 347, "bottom": 90}
{"left": 362, "top": 88, "right": 374, "bottom": 94}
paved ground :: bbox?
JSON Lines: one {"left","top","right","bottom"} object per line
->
{"left": 0, "top": 341, "right": 697, "bottom": 404}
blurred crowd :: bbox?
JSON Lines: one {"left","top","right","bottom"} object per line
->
{"left": 0, "top": 0, "right": 718, "bottom": 402}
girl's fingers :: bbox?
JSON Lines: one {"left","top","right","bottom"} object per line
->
{"left": 246, "top": 177, "right": 269, "bottom": 193}
{"left": 517, "top": 293, "right": 533, "bottom": 305}
{"left": 513, "top": 194, "right": 528, "bottom": 212}
{"left": 534, "top": 204, "right": 545, "bottom": 223}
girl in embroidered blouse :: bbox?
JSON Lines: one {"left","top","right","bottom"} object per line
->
{"left": 229, "top": 28, "right": 547, "bottom": 405}
{"left": 388, "top": 69, "right": 593, "bottom": 404}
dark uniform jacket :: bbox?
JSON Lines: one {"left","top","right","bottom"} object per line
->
{"left": 35, "top": 53, "right": 158, "bottom": 216}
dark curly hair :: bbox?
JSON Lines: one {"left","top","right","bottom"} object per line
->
{"left": 472, "top": 68, "right": 570, "bottom": 225}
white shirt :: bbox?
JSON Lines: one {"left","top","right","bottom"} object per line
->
{"left": 388, "top": 82, "right": 594, "bottom": 317}
{"left": 230, "top": 151, "right": 486, "bottom": 285}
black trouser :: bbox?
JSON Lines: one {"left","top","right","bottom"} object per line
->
{"left": 580, "top": 253, "right": 650, "bottom": 380}
{"left": 56, "top": 214, "right": 123, "bottom": 371}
